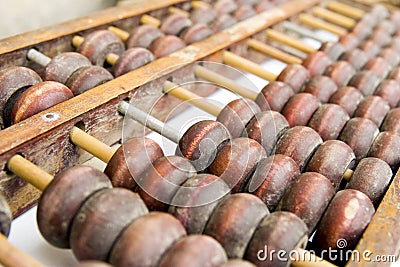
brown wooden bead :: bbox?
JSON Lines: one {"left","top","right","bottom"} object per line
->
{"left": 245, "top": 211, "right": 308, "bottom": 267}
{"left": 235, "top": 5, "right": 256, "bottom": 21}
{"left": 158, "top": 235, "right": 228, "bottom": 267}
{"left": 339, "top": 118, "right": 379, "bottom": 162}
{"left": 275, "top": 126, "right": 323, "bottom": 171}
{"left": 104, "top": 137, "right": 164, "bottom": 190}
{"left": 302, "top": 51, "right": 333, "bottom": 77}
{"left": 357, "top": 12, "right": 377, "bottom": 28}
{"left": 212, "top": 14, "right": 237, "bottom": 32}
{"left": 374, "top": 79, "right": 400, "bottom": 108}
{"left": 109, "top": 212, "right": 186, "bottom": 267}
{"left": 370, "top": 28, "right": 392, "bottom": 47}
{"left": 368, "top": 131, "right": 400, "bottom": 170}
{"left": 312, "top": 189, "right": 375, "bottom": 254}
{"left": 11, "top": 81, "right": 73, "bottom": 124}
{"left": 217, "top": 98, "right": 261, "bottom": 138}
{"left": 320, "top": 42, "right": 345, "bottom": 60}
{"left": 37, "top": 166, "right": 112, "bottom": 249}
{"left": 348, "top": 70, "right": 380, "bottom": 96}
{"left": 215, "top": 0, "right": 238, "bottom": 15}
{"left": 339, "top": 33, "right": 360, "bottom": 51}
{"left": 126, "top": 24, "right": 164, "bottom": 49}
{"left": 150, "top": 35, "right": 186, "bottom": 58}
{"left": 351, "top": 21, "right": 372, "bottom": 41}
{"left": 248, "top": 154, "right": 300, "bottom": 211}
{"left": 77, "top": 30, "right": 125, "bottom": 66}
{"left": 391, "top": 36, "right": 400, "bottom": 53}
{"left": 44, "top": 52, "right": 91, "bottom": 84}
{"left": 160, "top": 14, "right": 192, "bottom": 36}
{"left": 303, "top": 75, "right": 338, "bottom": 103}
{"left": 390, "top": 11, "right": 400, "bottom": 28}
{"left": 221, "top": 260, "right": 256, "bottom": 267}
{"left": 255, "top": 1, "right": 274, "bottom": 13}
{"left": 281, "top": 93, "right": 320, "bottom": 127}
{"left": 380, "top": 48, "right": 400, "bottom": 69}
{"left": 204, "top": 193, "right": 269, "bottom": 258}
{"left": 308, "top": 104, "right": 350, "bottom": 141}
{"left": 244, "top": 111, "right": 289, "bottom": 155}
{"left": 112, "top": 47, "right": 155, "bottom": 77}
{"left": 70, "top": 188, "right": 148, "bottom": 261}
{"left": 371, "top": 5, "right": 389, "bottom": 21}
{"left": 191, "top": 7, "right": 217, "bottom": 25}
{"left": 325, "top": 61, "right": 356, "bottom": 87}
{"left": 381, "top": 108, "right": 400, "bottom": 134}
{"left": 137, "top": 156, "right": 196, "bottom": 211}
{"left": 255, "top": 81, "right": 294, "bottom": 112}
{"left": 347, "top": 157, "right": 392, "bottom": 206}
{"left": 182, "top": 23, "right": 213, "bottom": 44}
{"left": 177, "top": 120, "right": 230, "bottom": 172}
{"left": 66, "top": 66, "right": 113, "bottom": 95}
{"left": 390, "top": 66, "right": 400, "bottom": 81}
{"left": 276, "top": 64, "right": 310, "bottom": 93}
{"left": 0, "top": 66, "right": 42, "bottom": 128}
{"left": 169, "top": 174, "right": 230, "bottom": 234}
{"left": 277, "top": 172, "right": 335, "bottom": 232}
{"left": 329, "top": 86, "right": 363, "bottom": 116}
{"left": 0, "top": 193, "right": 11, "bottom": 237}
{"left": 339, "top": 49, "right": 368, "bottom": 70}
{"left": 354, "top": 96, "right": 390, "bottom": 127}
{"left": 364, "top": 57, "right": 391, "bottom": 81}
{"left": 208, "top": 137, "right": 267, "bottom": 193}
{"left": 306, "top": 140, "right": 355, "bottom": 189}
{"left": 359, "top": 40, "right": 380, "bottom": 60}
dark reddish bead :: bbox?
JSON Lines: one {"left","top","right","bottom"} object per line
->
{"left": 339, "top": 33, "right": 360, "bottom": 51}
{"left": 351, "top": 21, "right": 372, "bottom": 40}
{"left": 320, "top": 42, "right": 345, "bottom": 60}
{"left": 181, "top": 23, "right": 213, "bottom": 44}
{"left": 380, "top": 48, "right": 400, "bottom": 69}
{"left": 329, "top": 86, "right": 363, "bottom": 116}
{"left": 359, "top": 40, "right": 380, "bottom": 60}
{"left": 348, "top": 71, "right": 380, "bottom": 96}
{"left": 66, "top": 66, "right": 113, "bottom": 95}
{"left": 369, "top": 28, "right": 392, "bottom": 47}
{"left": 212, "top": 14, "right": 237, "bottom": 32}
{"left": 276, "top": 64, "right": 310, "bottom": 93}
{"left": 112, "top": 47, "right": 155, "bottom": 77}
{"left": 381, "top": 108, "right": 400, "bottom": 134}
{"left": 215, "top": 0, "right": 238, "bottom": 15}
{"left": 390, "top": 66, "right": 400, "bottom": 81}
{"left": 160, "top": 14, "right": 192, "bottom": 36}
{"left": 364, "top": 57, "right": 391, "bottom": 81}
{"left": 368, "top": 131, "right": 400, "bottom": 170}
{"left": 255, "top": 81, "right": 294, "bottom": 112}
{"left": 281, "top": 93, "right": 320, "bottom": 127}
{"left": 374, "top": 79, "right": 400, "bottom": 108}
{"left": 340, "top": 49, "right": 368, "bottom": 70}
{"left": 191, "top": 7, "right": 217, "bottom": 25}
{"left": 303, "top": 75, "right": 338, "bottom": 103}
{"left": 353, "top": 96, "right": 390, "bottom": 127}
{"left": 234, "top": 5, "right": 256, "bottom": 21}
{"left": 150, "top": 35, "right": 186, "bottom": 58}
{"left": 324, "top": 61, "right": 356, "bottom": 87}
{"left": 126, "top": 25, "right": 164, "bottom": 48}
{"left": 302, "top": 51, "right": 333, "bottom": 77}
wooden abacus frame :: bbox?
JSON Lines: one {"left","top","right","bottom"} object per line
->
{"left": 0, "top": 0, "right": 398, "bottom": 265}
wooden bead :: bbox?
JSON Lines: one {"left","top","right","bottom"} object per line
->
{"left": 302, "top": 51, "right": 333, "bottom": 77}
{"left": 369, "top": 28, "right": 392, "bottom": 47}
{"left": 359, "top": 40, "right": 380, "bottom": 60}
{"left": 348, "top": 70, "right": 380, "bottom": 96}
{"left": 126, "top": 25, "right": 164, "bottom": 48}
{"left": 255, "top": 81, "right": 294, "bottom": 112}
{"left": 324, "top": 60, "right": 356, "bottom": 87}
{"left": 371, "top": 5, "right": 389, "bottom": 21}
{"left": 70, "top": 188, "right": 148, "bottom": 261}
{"left": 358, "top": 12, "right": 377, "bottom": 29}
{"left": 381, "top": 108, "right": 400, "bottom": 134}
{"left": 77, "top": 30, "right": 125, "bottom": 66}
{"left": 112, "top": 47, "right": 155, "bottom": 77}
{"left": 281, "top": 93, "right": 320, "bottom": 127}
{"left": 212, "top": 14, "right": 237, "bottom": 32}
{"left": 217, "top": 98, "right": 261, "bottom": 138}
{"left": 351, "top": 21, "right": 372, "bottom": 40}
{"left": 339, "top": 118, "right": 379, "bottom": 162}
{"left": 150, "top": 35, "right": 186, "bottom": 58}
{"left": 177, "top": 120, "right": 230, "bottom": 172}
{"left": 368, "top": 131, "right": 400, "bottom": 170}
{"left": 339, "top": 49, "right": 368, "bottom": 70}
{"left": 245, "top": 211, "right": 308, "bottom": 267}
{"left": 389, "top": 66, "right": 400, "bottom": 81}
{"left": 221, "top": 260, "right": 256, "bottom": 267}
{"left": 109, "top": 212, "right": 186, "bottom": 267}
{"left": 215, "top": 0, "right": 238, "bottom": 15}
{"left": 158, "top": 235, "right": 228, "bottom": 267}
{"left": 66, "top": 66, "right": 113, "bottom": 95}
{"left": 37, "top": 166, "right": 112, "bottom": 248}
{"left": 329, "top": 86, "right": 363, "bottom": 116}
{"left": 0, "top": 66, "right": 42, "bottom": 128}
{"left": 347, "top": 157, "right": 392, "bottom": 206}
{"left": 306, "top": 140, "right": 355, "bottom": 189}
{"left": 44, "top": 52, "right": 91, "bottom": 84}
{"left": 208, "top": 137, "right": 267, "bottom": 193}
{"left": 277, "top": 172, "right": 335, "bottom": 232}
{"left": 303, "top": 75, "right": 338, "bottom": 103}
{"left": 275, "top": 126, "right": 323, "bottom": 171}
{"left": 0, "top": 193, "right": 11, "bottom": 237}
{"left": 364, "top": 57, "right": 391, "bottom": 81}
{"left": 169, "top": 174, "right": 230, "bottom": 234}
{"left": 319, "top": 42, "right": 345, "bottom": 60}
{"left": 276, "top": 64, "right": 310, "bottom": 93}
{"left": 255, "top": 1, "right": 274, "bottom": 13}
{"left": 191, "top": 7, "right": 217, "bottom": 25}
{"left": 308, "top": 104, "right": 349, "bottom": 141}
{"left": 374, "top": 79, "right": 400, "bottom": 108}
{"left": 204, "top": 193, "right": 269, "bottom": 258}
{"left": 338, "top": 33, "right": 360, "bottom": 51}
{"left": 11, "top": 81, "right": 73, "bottom": 124}
{"left": 160, "top": 14, "right": 192, "bottom": 36}
{"left": 182, "top": 23, "right": 213, "bottom": 44}
{"left": 248, "top": 154, "right": 300, "bottom": 211}
{"left": 104, "top": 137, "right": 164, "bottom": 190}
{"left": 234, "top": 5, "right": 256, "bottom": 21}
{"left": 380, "top": 48, "right": 400, "bottom": 69}
{"left": 353, "top": 96, "right": 390, "bottom": 127}
{"left": 390, "top": 11, "right": 400, "bottom": 28}
{"left": 376, "top": 20, "right": 396, "bottom": 35}
{"left": 244, "top": 111, "right": 289, "bottom": 155}
{"left": 137, "top": 156, "right": 196, "bottom": 211}
{"left": 391, "top": 36, "right": 400, "bottom": 53}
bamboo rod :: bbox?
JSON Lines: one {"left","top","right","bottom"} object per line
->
{"left": 72, "top": 36, "right": 84, "bottom": 48}
{"left": 168, "top": 6, "right": 190, "bottom": 18}
{"left": 266, "top": 29, "right": 317, "bottom": 54}
{"left": 298, "top": 13, "right": 348, "bottom": 37}
{"left": 0, "top": 234, "right": 44, "bottom": 267}
{"left": 326, "top": 1, "right": 365, "bottom": 19}
{"left": 191, "top": 1, "right": 211, "bottom": 9}
{"left": 140, "top": 14, "right": 161, "bottom": 27}
{"left": 343, "top": 169, "right": 354, "bottom": 181}
{"left": 108, "top": 26, "right": 130, "bottom": 41}
{"left": 248, "top": 38, "right": 302, "bottom": 65}
{"left": 312, "top": 7, "right": 356, "bottom": 29}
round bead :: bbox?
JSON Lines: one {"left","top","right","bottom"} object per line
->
{"left": 66, "top": 66, "right": 113, "bottom": 95}
{"left": 329, "top": 86, "right": 363, "bottom": 116}
{"left": 281, "top": 93, "right": 320, "bottom": 127}
{"left": 359, "top": 40, "right": 380, "bottom": 60}
{"left": 109, "top": 212, "right": 186, "bottom": 267}
{"left": 182, "top": 23, "right": 213, "bottom": 44}
{"left": 255, "top": 81, "right": 294, "bottom": 112}
{"left": 158, "top": 235, "right": 228, "bottom": 267}
{"left": 276, "top": 64, "right": 310, "bottom": 93}
{"left": 191, "top": 7, "right": 217, "bottom": 25}
{"left": 37, "top": 166, "right": 112, "bottom": 248}
{"left": 339, "top": 33, "right": 360, "bottom": 51}
{"left": 390, "top": 11, "right": 400, "bottom": 28}
{"left": 70, "top": 188, "right": 148, "bottom": 261}
{"left": 212, "top": 14, "right": 237, "bottom": 32}
{"left": 351, "top": 21, "right": 372, "bottom": 40}
{"left": 11, "top": 81, "right": 73, "bottom": 124}
{"left": 204, "top": 193, "right": 269, "bottom": 258}
{"left": 390, "top": 66, "right": 400, "bottom": 81}
{"left": 77, "top": 30, "right": 125, "bottom": 66}
{"left": 339, "top": 49, "right": 368, "bottom": 70}
{"left": 374, "top": 79, "right": 400, "bottom": 108}
{"left": 347, "top": 157, "right": 392, "bottom": 206}
{"left": 255, "top": 1, "right": 274, "bottom": 13}
{"left": 319, "top": 41, "right": 345, "bottom": 60}
{"left": 215, "top": 0, "right": 238, "bottom": 15}
{"left": 248, "top": 154, "right": 300, "bottom": 211}
{"left": 324, "top": 61, "right": 356, "bottom": 87}
{"left": 234, "top": 4, "right": 256, "bottom": 21}
{"left": 348, "top": 70, "right": 380, "bottom": 96}
{"left": 381, "top": 108, "right": 400, "bottom": 134}
{"left": 353, "top": 96, "right": 390, "bottom": 127}
{"left": 126, "top": 24, "right": 164, "bottom": 48}
{"left": 303, "top": 75, "right": 338, "bottom": 103}
{"left": 306, "top": 140, "right": 355, "bottom": 188}
{"left": 160, "top": 14, "right": 192, "bottom": 36}
{"left": 369, "top": 28, "right": 392, "bottom": 47}
{"left": 391, "top": 36, "right": 400, "bottom": 53}
{"left": 308, "top": 104, "right": 349, "bottom": 141}
{"left": 221, "top": 260, "right": 256, "bottom": 267}
{"left": 0, "top": 193, "right": 11, "bottom": 237}
{"left": 380, "top": 48, "right": 400, "bottom": 69}
{"left": 275, "top": 126, "right": 323, "bottom": 171}
{"left": 371, "top": 5, "right": 389, "bottom": 21}
{"left": 368, "top": 131, "right": 400, "bottom": 170}
{"left": 150, "top": 35, "right": 186, "bottom": 58}
{"left": 112, "top": 47, "right": 155, "bottom": 77}
{"left": 364, "top": 57, "right": 391, "bottom": 81}
{"left": 302, "top": 51, "right": 333, "bottom": 77}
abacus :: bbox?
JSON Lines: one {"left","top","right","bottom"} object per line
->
{"left": 0, "top": 0, "right": 400, "bottom": 266}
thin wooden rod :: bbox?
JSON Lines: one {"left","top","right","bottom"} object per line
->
{"left": 248, "top": 38, "right": 302, "bottom": 65}
{"left": 343, "top": 169, "right": 354, "bottom": 181}
{"left": 106, "top": 53, "right": 119, "bottom": 66}
{"left": 312, "top": 7, "right": 356, "bottom": 29}
{"left": 140, "top": 14, "right": 161, "bottom": 27}
{"left": 163, "top": 81, "right": 222, "bottom": 117}
{"left": 194, "top": 65, "right": 259, "bottom": 100}
{"left": 108, "top": 26, "right": 130, "bottom": 41}
{"left": 266, "top": 29, "right": 317, "bottom": 54}
{"left": 72, "top": 35, "right": 84, "bottom": 48}
{"left": 299, "top": 13, "right": 348, "bottom": 37}
{"left": 168, "top": 6, "right": 190, "bottom": 17}
{"left": 69, "top": 126, "right": 115, "bottom": 163}
{"left": 326, "top": 1, "right": 365, "bottom": 19}
{"left": 281, "top": 21, "right": 329, "bottom": 43}
{"left": 191, "top": 1, "right": 211, "bottom": 9}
